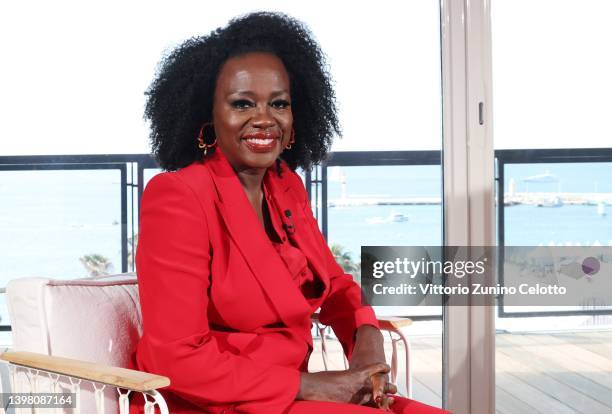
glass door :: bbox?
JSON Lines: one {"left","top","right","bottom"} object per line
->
{"left": 492, "top": 1, "right": 612, "bottom": 413}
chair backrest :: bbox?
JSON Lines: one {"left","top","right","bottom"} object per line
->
{"left": 4, "top": 273, "right": 142, "bottom": 414}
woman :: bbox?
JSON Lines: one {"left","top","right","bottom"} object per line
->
{"left": 131, "top": 12, "right": 450, "bottom": 414}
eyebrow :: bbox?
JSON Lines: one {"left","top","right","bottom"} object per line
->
{"left": 229, "top": 90, "right": 290, "bottom": 98}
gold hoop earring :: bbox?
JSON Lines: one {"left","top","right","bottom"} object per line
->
{"left": 197, "top": 122, "right": 217, "bottom": 157}
{"left": 285, "top": 128, "right": 295, "bottom": 150}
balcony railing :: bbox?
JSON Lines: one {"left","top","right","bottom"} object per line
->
{"left": 1, "top": 147, "right": 611, "bottom": 328}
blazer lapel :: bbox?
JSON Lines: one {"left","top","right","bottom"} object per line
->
{"left": 205, "top": 150, "right": 311, "bottom": 327}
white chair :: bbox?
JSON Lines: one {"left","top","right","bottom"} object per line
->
{"left": 1, "top": 273, "right": 412, "bottom": 413}
{"left": 1, "top": 273, "right": 169, "bottom": 414}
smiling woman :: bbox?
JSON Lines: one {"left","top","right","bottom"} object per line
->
{"left": 131, "top": 11, "right": 450, "bottom": 414}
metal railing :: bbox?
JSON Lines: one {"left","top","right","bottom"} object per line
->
{"left": 0, "top": 154, "right": 158, "bottom": 279}
{"left": 495, "top": 148, "right": 612, "bottom": 318}
{"left": 1, "top": 147, "right": 611, "bottom": 326}
{"left": 306, "top": 147, "right": 612, "bottom": 319}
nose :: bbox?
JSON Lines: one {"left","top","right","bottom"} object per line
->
{"left": 251, "top": 104, "right": 276, "bottom": 128}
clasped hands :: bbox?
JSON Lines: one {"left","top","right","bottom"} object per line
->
{"left": 297, "top": 325, "right": 397, "bottom": 411}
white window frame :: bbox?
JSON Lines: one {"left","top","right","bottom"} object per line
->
{"left": 441, "top": 0, "right": 495, "bottom": 413}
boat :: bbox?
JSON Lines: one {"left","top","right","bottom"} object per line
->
{"left": 597, "top": 201, "right": 607, "bottom": 216}
{"left": 366, "top": 212, "right": 410, "bottom": 224}
{"left": 391, "top": 212, "right": 410, "bottom": 222}
{"left": 536, "top": 196, "right": 563, "bottom": 207}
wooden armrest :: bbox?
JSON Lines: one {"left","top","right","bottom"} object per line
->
{"left": 311, "top": 313, "right": 412, "bottom": 332}
{"left": 376, "top": 316, "right": 412, "bottom": 331}
{"left": 0, "top": 351, "right": 170, "bottom": 392}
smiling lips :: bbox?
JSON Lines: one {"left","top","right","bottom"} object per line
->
{"left": 241, "top": 131, "right": 281, "bottom": 153}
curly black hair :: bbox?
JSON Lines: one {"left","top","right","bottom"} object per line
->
{"left": 144, "top": 12, "right": 340, "bottom": 171}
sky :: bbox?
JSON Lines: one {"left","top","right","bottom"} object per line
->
{"left": 0, "top": 0, "right": 610, "bottom": 156}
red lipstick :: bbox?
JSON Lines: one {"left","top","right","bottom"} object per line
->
{"left": 241, "top": 131, "right": 280, "bottom": 153}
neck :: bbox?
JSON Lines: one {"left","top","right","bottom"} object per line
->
{"left": 236, "top": 167, "right": 266, "bottom": 195}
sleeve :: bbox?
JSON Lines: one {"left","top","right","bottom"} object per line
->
{"left": 135, "top": 172, "right": 300, "bottom": 412}
{"left": 288, "top": 171, "right": 380, "bottom": 360}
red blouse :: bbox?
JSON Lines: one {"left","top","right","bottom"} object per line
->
{"left": 264, "top": 183, "right": 324, "bottom": 304}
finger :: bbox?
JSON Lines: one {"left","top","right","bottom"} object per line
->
{"left": 384, "top": 382, "right": 398, "bottom": 395}
{"left": 370, "top": 374, "right": 384, "bottom": 400}
{"left": 374, "top": 394, "right": 393, "bottom": 411}
{"left": 363, "top": 362, "right": 391, "bottom": 378}
{"left": 382, "top": 396, "right": 395, "bottom": 411}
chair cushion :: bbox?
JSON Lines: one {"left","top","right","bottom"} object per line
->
{"left": 7, "top": 272, "right": 141, "bottom": 366}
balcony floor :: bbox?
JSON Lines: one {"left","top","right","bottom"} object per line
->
{"left": 308, "top": 330, "right": 612, "bottom": 413}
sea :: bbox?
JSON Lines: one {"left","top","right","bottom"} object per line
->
{"left": 1, "top": 161, "right": 611, "bottom": 339}
{"left": 325, "top": 162, "right": 612, "bottom": 256}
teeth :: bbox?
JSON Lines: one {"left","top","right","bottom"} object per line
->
{"left": 245, "top": 138, "right": 274, "bottom": 145}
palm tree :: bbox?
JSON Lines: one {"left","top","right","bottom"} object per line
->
{"left": 329, "top": 243, "right": 360, "bottom": 278}
{"left": 79, "top": 254, "right": 113, "bottom": 277}
{"left": 128, "top": 234, "right": 139, "bottom": 271}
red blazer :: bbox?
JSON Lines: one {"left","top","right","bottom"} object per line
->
{"left": 131, "top": 149, "right": 379, "bottom": 414}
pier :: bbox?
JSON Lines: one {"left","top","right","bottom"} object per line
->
{"left": 327, "top": 192, "right": 612, "bottom": 208}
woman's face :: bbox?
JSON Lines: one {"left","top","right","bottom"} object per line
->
{"left": 212, "top": 52, "right": 293, "bottom": 173}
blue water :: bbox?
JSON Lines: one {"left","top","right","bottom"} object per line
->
{"left": 325, "top": 163, "right": 612, "bottom": 258}
{"left": 325, "top": 165, "right": 443, "bottom": 257}
{"left": 504, "top": 204, "right": 612, "bottom": 246}
{"left": 0, "top": 170, "right": 124, "bottom": 281}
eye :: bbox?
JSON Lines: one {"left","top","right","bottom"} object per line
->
{"left": 231, "top": 99, "right": 254, "bottom": 109}
{"left": 271, "top": 99, "right": 291, "bottom": 109}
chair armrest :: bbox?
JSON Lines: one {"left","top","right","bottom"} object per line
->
{"left": 376, "top": 316, "right": 413, "bottom": 332}
{"left": 310, "top": 313, "right": 412, "bottom": 332}
{"left": 0, "top": 351, "right": 170, "bottom": 392}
